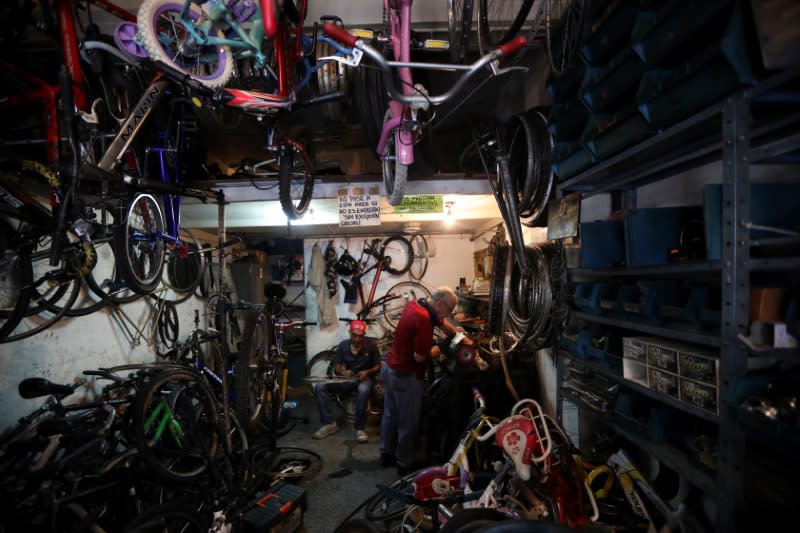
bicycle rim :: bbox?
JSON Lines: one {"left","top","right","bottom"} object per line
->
{"left": 137, "top": 0, "right": 233, "bottom": 89}
{"left": 478, "top": 0, "right": 535, "bottom": 54}
{"left": 114, "top": 193, "right": 165, "bottom": 295}
{"left": 163, "top": 228, "right": 204, "bottom": 303}
{"left": 448, "top": 0, "right": 475, "bottom": 63}
{"left": 132, "top": 370, "right": 219, "bottom": 483}
{"left": 278, "top": 142, "right": 315, "bottom": 220}
{"left": 5, "top": 271, "right": 80, "bottom": 343}
{"left": 0, "top": 224, "right": 32, "bottom": 342}
{"left": 381, "top": 235, "right": 413, "bottom": 276}
{"left": 364, "top": 469, "right": 422, "bottom": 522}
{"left": 408, "top": 234, "right": 429, "bottom": 280}
{"left": 121, "top": 503, "right": 210, "bottom": 532}
{"left": 236, "top": 310, "right": 271, "bottom": 432}
{"left": 382, "top": 281, "right": 431, "bottom": 330}
{"left": 546, "top": 0, "right": 587, "bottom": 77}
{"left": 381, "top": 110, "right": 409, "bottom": 206}
{"left": 305, "top": 349, "right": 336, "bottom": 396}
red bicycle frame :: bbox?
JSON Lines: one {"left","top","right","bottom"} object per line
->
{"left": 1, "top": 0, "right": 136, "bottom": 165}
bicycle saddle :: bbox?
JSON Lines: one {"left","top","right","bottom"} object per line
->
{"left": 18, "top": 377, "right": 74, "bottom": 399}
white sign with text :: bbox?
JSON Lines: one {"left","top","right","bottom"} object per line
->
{"left": 338, "top": 194, "right": 381, "bottom": 227}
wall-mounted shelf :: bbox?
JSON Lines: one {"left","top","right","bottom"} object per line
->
{"left": 572, "top": 311, "right": 721, "bottom": 348}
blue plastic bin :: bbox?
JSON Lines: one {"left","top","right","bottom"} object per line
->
{"left": 580, "top": 220, "right": 625, "bottom": 268}
{"left": 624, "top": 206, "right": 703, "bottom": 267}
{"left": 704, "top": 183, "right": 800, "bottom": 260}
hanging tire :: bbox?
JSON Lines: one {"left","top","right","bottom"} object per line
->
{"left": 278, "top": 141, "right": 314, "bottom": 220}
{"left": 113, "top": 193, "right": 165, "bottom": 295}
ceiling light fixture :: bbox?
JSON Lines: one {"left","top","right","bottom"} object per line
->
{"left": 444, "top": 201, "right": 455, "bottom": 226}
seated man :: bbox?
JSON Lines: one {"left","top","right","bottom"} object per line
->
{"left": 313, "top": 320, "right": 381, "bottom": 443}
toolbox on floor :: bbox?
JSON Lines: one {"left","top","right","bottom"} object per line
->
{"left": 241, "top": 482, "right": 307, "bottom": 533}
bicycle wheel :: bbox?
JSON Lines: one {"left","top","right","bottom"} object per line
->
{"left": 364, "top": 468, "right": 422, "bottom": 522}
{"left": 114, "top": 193, "right": 165, "bottom": 295}
{"left": 381, "top": 281, "right": 431, "bottom": 330}
{"left": 441, "top": 508, "right": 508, "bottom": 532}
{"left": 545, "top": 0, "right": 587, "bottom": 77}
{"left": 305, "top": 349, "right": 336, "bottom": 396}
{"left": 0, "top": 221, "right": 32, "bottom": 342}
{"left": 381, "top": 110, "right": 409, "bottom": 206}
{"left": 137, "top": 0, "right": 234, "bottom": 89}
{"left": 263, "top": 446, "right": 322, "bottom": 483}
{"left": 408, "top": 234, "right": 429, "bottom": 280}
{"left": 448, "top": 0, "right": 475, "bottom": 63}
{"left": 163, "top": 228, "right": 204, "bottom": 303}
{"left": 278, "top": 141, "right": 314, "bottom": 220}
{"left": 4, "top": 251, "right": 81, "bottom": 342}
{"left": 477, "top": 0, "right": 535, "bottom": 54}
{"left": 236, "top": 310, "right": 271, "bottom": 433}
{"left": 381, "top": 235, "right": 413, "bottom": 276}
{"left": 121, "top": 503, "right": 210, "bottom": 532}
{"left": 132, "top": 369, "right": 220, "bottom": 483}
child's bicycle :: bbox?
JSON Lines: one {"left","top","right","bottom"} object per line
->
{"left": 130, "top": 0, "right": 355, "bottom": 219}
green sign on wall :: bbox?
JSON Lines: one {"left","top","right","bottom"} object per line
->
{"left": 391, "top": 194, "right": 443, "bottom": 214}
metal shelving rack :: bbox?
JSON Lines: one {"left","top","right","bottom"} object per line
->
{"left": 555, "top": 67, "right": 800, "bottom": 532}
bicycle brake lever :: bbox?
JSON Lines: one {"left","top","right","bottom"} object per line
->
{"left": 317, "top": 47, "right": 363, "bottom": 67}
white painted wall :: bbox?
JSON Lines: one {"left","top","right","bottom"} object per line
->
{"left": 303, "top": 233, "right": 476, "bottom": 358}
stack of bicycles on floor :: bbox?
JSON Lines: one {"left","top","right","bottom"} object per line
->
{"left": 0, "top": 360, "right": 322, "bottom": 532}
{"left": 335, "top": 388, "right": 597, "bottom": 532}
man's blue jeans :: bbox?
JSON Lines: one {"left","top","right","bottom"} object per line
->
{"left": 315, "top": 378, "right": 373, "bottom": 431}
{"left": 379, "top": 365, "right": 424, "bottom": 469}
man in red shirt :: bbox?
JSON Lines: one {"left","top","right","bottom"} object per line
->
{"left": 379, "top": 286, "right": 460, "bottom": 476}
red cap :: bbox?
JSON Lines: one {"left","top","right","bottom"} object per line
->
{"left": 350, "top": 320, "right": 367, "bottom": 335}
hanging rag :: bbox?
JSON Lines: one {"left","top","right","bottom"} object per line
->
{"left": 324, "top": 240, "right": 338, "bottom": 298}
{"left": 308, "top": 242, "right": 338, "bottom": 328}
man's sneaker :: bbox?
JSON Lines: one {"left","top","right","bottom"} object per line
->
{"left": 356, "top": 430, "right": 368, "bottom": 443}
{"left": 312, "top": 423, "right": 338, "bottom": 439}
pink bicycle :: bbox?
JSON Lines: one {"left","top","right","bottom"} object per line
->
{"left": 323, "top": 7, "right": 527, "bottom": 205}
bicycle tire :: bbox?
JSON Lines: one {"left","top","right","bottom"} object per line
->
{"left": 408, "top": 234, "right": 429, "bottom": 280}
{"left": 132, "top": 369, "right": 220, "bottom": 483}
{"left": 137, "top": 0, "right": 234, "bottom": 89}
{"left": 264, "top": 445, "right": 323, "bottom": 483}
{"left": 278, "top": 141, "right": 314, "bottom": 220}
{"left": 156, "top": 299, "right": 180, "bottom": 356}
{"left": 0, "top": 222, "right": 32, "bottom": 342}
{"left": 121, "top": 503, "right": 210, "bottom": 532}
{"left": 364, "top": 468, "right": 423, "bottom": 522}
{"left": 5, "top": 276, "right": 80, "bottom": 343}
{"left": 448, "top": 0, "right": 475, "bottom": 63}
{"left": 477, "top": 0, "right": 535, "bottom": 54}
{"left": 381, "top": 110, "right": 409, "bottom": 206}
{"left": 305, "top": 349, "right": 336, "bottom": 396}
{"left": 381, "top": 281, "right": 431, "bottom": 331}
{"left": 545, "top": 0, "right": 587, "bottom": 78}
{"left": 380, "top": 235, "right": 413, "bottom": 276}
{"left": 236, "top": 310, "right": 271, "bottom": 433}
{"left": 113, "top": 193, "right": 166, "bottom": 295}
{"left": 161, "top": 230, "right": 203, "bottom": 304}
{"left": 441, "top": 508, "right": 508, "bottom": 533}
{"left": 83, "top": 239, "right": 143, "bottom": 306}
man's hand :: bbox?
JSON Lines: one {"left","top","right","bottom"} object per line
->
{"left": 357, "top": 370, "right": 370, "bottom": 381}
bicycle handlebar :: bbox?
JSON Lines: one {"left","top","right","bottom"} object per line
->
{"left": 322, "top": 22, "right": 527, "bottom": 106}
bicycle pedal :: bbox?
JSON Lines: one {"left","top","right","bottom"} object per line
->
{"left": 422, "top": 39, "right": 449, "bottom": 51}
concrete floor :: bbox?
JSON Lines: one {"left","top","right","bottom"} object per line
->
{"left": 275, "top": 384, "right": 399, "bottom": 532}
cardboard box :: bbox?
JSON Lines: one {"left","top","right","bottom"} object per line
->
{"left": 623, "top": 358, "right": 648, "bottom": 386}
{"left": 750, "top": 288, "right": 787, "bottom": 322}
{"left": 678, "top": 349, "right": 719, "bottom": 386}
{"left": 622, "top": 336, "right": 650, "bottom": 362}
{"left": 680, "top": 377, "right": 719, "bottom": 414}
{"left": 648, "top": 368, "right": 680, "bottom": 400}
{"left": 646, "top": 340, "right": 679, "bottom": 374}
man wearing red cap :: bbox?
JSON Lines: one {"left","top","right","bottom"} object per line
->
{"left": 312, "top": 320, "right": 381, "bottom": 442}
